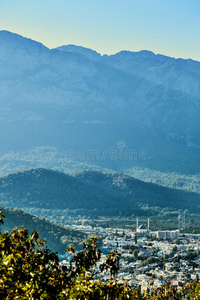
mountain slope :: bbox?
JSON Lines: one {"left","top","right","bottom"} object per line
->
{"left": 0, "top": 205, "right": 88, "bottom": 253}
{"left": 0, "top": 168, "right": 200, "bottom": 216}
{"left": 0, "top": 31, "right": 200, "bottom": 176}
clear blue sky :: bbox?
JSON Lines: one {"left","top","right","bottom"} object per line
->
{"left": 0, "top": 0, "right": 200, "bottom": 61}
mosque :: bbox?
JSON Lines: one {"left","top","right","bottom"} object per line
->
{"left": 136, "top": 217, "right": 150, "bottom": 235}
{"left": 135, "top": 217, "right": 180, "bottom": 240}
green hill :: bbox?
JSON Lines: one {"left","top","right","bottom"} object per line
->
{"left": 0, "top": 205, "right": 88, "bottom": 253}
{"left": 0, "top": 168, "right": 200, "bottom": 216}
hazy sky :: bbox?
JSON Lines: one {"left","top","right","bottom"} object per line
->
{"left": 0, "top": 0, "right": 200, "bottom": 61}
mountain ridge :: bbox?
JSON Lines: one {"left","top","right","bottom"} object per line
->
{"left": 2, "top": 30, "right": 200, "bottom": 63}
{"left": 0, "top": 168, "right": 200, "bottom": 216}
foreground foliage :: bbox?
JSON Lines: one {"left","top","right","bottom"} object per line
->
{"left": 0, "top": 212, "right": 200, "bottom": 299}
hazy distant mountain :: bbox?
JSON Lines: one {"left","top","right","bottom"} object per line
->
{"left": 55, "top": 45, "right": 101, "bottom": 61}
{"left": 0, "top": 30, "right": 200, "bottom": 176}
{"left": 0, "top": 168, "right": 199, "bottom": 216}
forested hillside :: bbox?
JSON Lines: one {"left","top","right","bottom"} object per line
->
{"left": 0, "top": 206, "right": 88, "bottom": 253}
{"left": 0, "top": 168, "right": 200, "bottom": 216}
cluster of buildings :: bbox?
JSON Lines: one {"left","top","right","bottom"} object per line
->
{"left": 62, "top": 216, "right": 199, "bottom": 290}
{"left": 70, "top": 217, "right": 181, "bottom": 241}
{"left": 136, "top": 217, "right": 180, "bottom": 240}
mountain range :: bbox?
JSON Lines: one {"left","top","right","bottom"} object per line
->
{"left": 0, "top": 30, "right": 200, "bottom": 179}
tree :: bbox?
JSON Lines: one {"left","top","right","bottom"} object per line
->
{"left": 134, "top": 234, "right": 137, "bottom": 244}
{"left": 133, "top": 248, "right": 139, "bottom": 259}
{"left": 0, "top": 213, "right": 133, "bottom": 299}
{"left": 99, "top": 249, "right": 120, "bottom": 278}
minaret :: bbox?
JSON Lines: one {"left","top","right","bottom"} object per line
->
{"left": 148, "top": 218, "right": 150, "bottom": 230}
{"left": 136, "top": 217, "right": 138, "bottom": 231}
{"left": 178, "top": 214, "right": 181, "bottom": 230}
